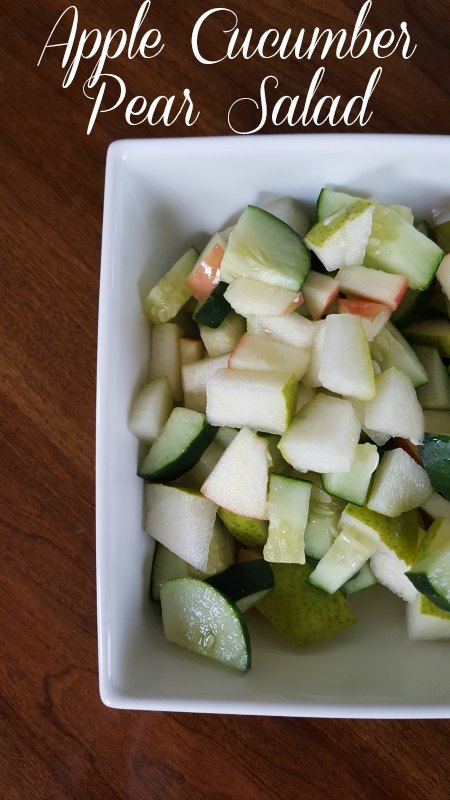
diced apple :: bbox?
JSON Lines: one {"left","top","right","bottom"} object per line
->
{"left": 229, "top": 333, "right": 310, "bottom": 381}
{"left": 185, "top": 233, "right": 225, "bottom": 301}
{"left": 301, "top": 270, "right": 340, "bottom": 320}
{"left": 296, "top": 386, "right": 317, "bottom": 412}
{"left": 319, "top": 314, "right": 375, "bottom": 401}
{"left": 246, "top": 314, "right": 315, "bottom": 349}
{"left": 302, "top": 321, "right": 325, "bottom": 388}
{"left": 201, "top": 427, "right": 271, "bottom": 519}
{"left": 224, "top": 277, "right": 303, "bottom": 317}
{"left": 206, "top": 368, "right": 297, "bottom": 435}
{"left": 364, "top": 367, "right": 425, "bottom": 445}
{"left": 337, "top": 298, "right": 391, "bottom": 341}
{"left": 338, "top": 265, "right": 408, "bottom": 310}
{"left": 279, "top": 393, "right": 361, "bottom": 473}
{"left": 182, "top": 353, "right": 230, "bottom": 413}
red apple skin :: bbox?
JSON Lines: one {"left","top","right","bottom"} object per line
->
{"left": 338, "top": 298, "right": 391, "bottom": 320}
{"left": 313, "top": 284, "right": 340, "bottom": 320}
{"left": 339, "top": 273, "right": 408, "bottom": 310}
{"left": 185, "top": 243, "right": 224, "bottom": 301}
{"left": 285, "top": 290, "right": 304, "bottom": 315}
{"left": 391, "top": 436, "right": 421, "bottom": 464}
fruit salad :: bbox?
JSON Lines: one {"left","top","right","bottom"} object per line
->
{"left": 128, "top": 190, "right": 450, "bottom": 672}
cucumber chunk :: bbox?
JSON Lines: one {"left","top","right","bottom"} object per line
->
{"left": 160, "top": 578, "right": 251, "bottom": 672}
{"left": 144, "top": 246, "right": 198, "bottom": 323}
{"left": 139, "top": 407, "right": 218, "bottom": 482}
{"left": 193, "top": 281, "right": 231, "bottom": 328}
{"left": 308, "top": 527, "right": 377, "bottom": 595}
{"left": 371, "top": 322, "right": 428, "bottom": 388}
{"left": 304, "top": 487, "right": 344, "bottom": 561}
{"left": 207, "top": 560, "right": 274, "bottom": 612}
{"left": 322, "top": 443, "right": 379, "bottom": 506}
{"left": 220, "top": 205, "right": 311, "bottom": 291}
{"left": 264, "top": 474, "right": 312, "bottom": 564}
{"left": 420, "top": 434, "right": 450, "bottom": 500}
{"left": 407, "top": 539, "right": 450, "bottom": 613}
{"left": 341, "top": 562, "right": 377, "bottom": 595}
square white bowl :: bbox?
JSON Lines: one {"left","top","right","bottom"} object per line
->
{"left": 97, "top": 134, "right": 450, "bottom": 717}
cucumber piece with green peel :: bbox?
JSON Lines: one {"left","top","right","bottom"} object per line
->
{"left": 420, "top": 434, "right": 450, "bottom": 500}
{"left": 305, "top": 199, "right": 375, "bottom": 271}
{"left": 193, "top": 281, "right": 231, "bottom": 328}
{"left": 220, "top": 205, "right": 311, "bottom": 291}
{"left": 144, "top": 246, "right": 198, "bottom": 323}
{"left": 403, "top": 317, "right": 450, "bottom": 358}
{"left": 217, "top": 507, "right": 268, "bottom": 546}
{"left": 370, "top": 322, "right": 428, "bottom": 388}
{"left": 363, "top": 204, "right": 443, "bottom": 290}
{"left": 207, "top": 559, "right": 274, "bottom": 612}
{"left": 322, "top": 443, "right": 379, "bottom": 506}
{"left": 138, "top": 407, "right": 218, "bottom": 482}
{"left": 391, "top": 287, "right": 429, "bottom": 329}
{"left": 304, "top": 487, "right": 344, "bottom": 560}
{"left": 390, "top": 205, "right": 414, "bottom": 224}
{"left": 256, "top": 562, "right": 357, "bottom": 647}
{"left": 308, "top": 527, "right": 377, "bottom": 595}
{"left": 367, "top": 448, "right": 432, "bottom": 517}
{"left": 406, "top": 518, "right": 450, "bottom": 611}
{"left": 414, "top": 346, "right": 450, "bottom": 410}
{"left": 263, "top": 474, "right": 312, "bottom": 564}
{"left": 160, "top": 578, "right": 251, "bottom": 672}
{"left": 341, "top": 562, "right": 377, "bottom": 595}
{"left": 434, "top": 220, "right": 450, "bottom": 253}
{"left": 415, "top": 220, "right": 431, "bottom": 237}
{"left": 436, "top": 254, "right": 450, "bottom": 302}
{"left": 316, "top": 187, "right": 354, "bottom": 221}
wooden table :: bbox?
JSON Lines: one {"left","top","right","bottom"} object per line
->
{"left": 2, "top": 1, "right": 450, "bottom": 798}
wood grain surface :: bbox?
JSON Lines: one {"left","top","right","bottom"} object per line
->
{"left": 1, "top": 1, "right": 450, "bottom": 798}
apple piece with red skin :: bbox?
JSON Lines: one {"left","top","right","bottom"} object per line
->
{"left": 302, "top": 270, "right": 340, "bottom": 320}
{"left": 224, "top": 276, "right": 304, "bottom": 317}
{"left": 338, "top": 265, "right": 408, "bottom": 311}
{"left": 391, "top": 437, "right": 421, "bottom": 464}
{"left": 337, "top": 298, "right": 392, "bottom": 341}
{"left": 185, "top": 235, "right": 225, "bottom": 301}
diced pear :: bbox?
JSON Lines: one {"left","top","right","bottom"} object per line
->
{"left": 128, "top": 376, "right": 173, "bottom": 444}
{"left": 201, "top": 427, "right": 271, "bottom": 519}
{"left": 302, "top": 321, "right": 325, "bottom": 388}
{"left": 256, "top": 563, "right": 357, "bottom": 647}
{"left": 229, "top": 333, "right": 310, "bottom": 380}
{"left": 364, "top": 367, "right": 425, "bottom": 445}
{"left": 305, "top": 200, "right": 375, "bottom": 271}
{"left": 367, "top": 448, "right": 433, "bottom": 517}
{"left": 206, "top": 368, "right": 297, "bottom": 435}
{"left": 319, "top": 314, "right": 375, "bottom": 400}
{"left": 181, "top": 353, "right": 230, "bottom": 413}
{"left": 246, "top": 313, "right": 315, "bottom": 349}
{"left": 279, "top": 393, "right": 360, "bottom": 473}
{"left": 407, "top": 594, "right": 450, "bottom": 640}
{"left": 217, "top": 507, "right": 268, "bottom": 546}
{"left": 224, "top": 277, "right": 303, "bottom": 317}
{"left": 199, "top": 313, "right": 245, "bottom": 357}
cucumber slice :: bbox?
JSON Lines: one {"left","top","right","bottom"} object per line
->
{"left": 322, "top": 443, "right": 379, "bottom": 506}
{"left": 415, "top": 220, "right": 431, "bottom": 237}
{"left": 193, "top": 281, "right": 231, "bottom": 328}
{"left": 139, "top": 407, "right": 217, "bottom": 482}
{"left": 390, "top": 204, "right": 414, "bottom": 224}
{"left": 207, "top": 559, "right": 274, "bottom": 612}
{"left": 264, "top": 474, "right": 312, "bottom": 564}
{"left": 220, "top": 205, "right": 311, "bottom": 291}
{"left": 305, "top": 200, "right": 375, "bottom": 271}
{"left": 367, "top": 448, "right": 432, "bottom": 517}
{"left": 308, "top": 527, "right": 377, "bottom": 595}
{"left": 413, "top": 520, "right": 450, "bottom": 608}
{"left": 256, "top": 563, "right": 357, "bottom": 647}
{"left": 391, "top": 287, "right": 429, "bottom": 329}
{"left": 218, "top": 507, "right": 268, "bottom": 546}
{"left": 316, "top": 187, "right": 354, "bottom": 220}
{"left": 304, "top": 487, "right": 344, "bottom": 561}
{"left": 363, "top": 204, "right": 443, "bottom": 290}
{"left": 420, "top": 434, "right": 450, "bottom": 500}
{"left": 341, "top": 562, "right": 377, "bottom": 595}
{"left": 151, "top": 543, "right": 203, "bottom": 601}
{"left": 371, "top": 322, "right": 428, "bottom": 388}
{"left": 128, "top": 376, "right": 173, "bottom": 444}
{"left": 403, "top": 317, "right": 450, "bottom": 358}
{"left": 144, "top": 246, "right": 198, "bottom": 323}
{"left": 414, "top": 346, "right": 450, "bottom": 410}
{"left": 160, "top": 578, "right": 251, "bottom": 672}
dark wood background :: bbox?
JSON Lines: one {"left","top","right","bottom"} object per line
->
{"left": 1, "top": 1, "right": 450, "bottom": 798}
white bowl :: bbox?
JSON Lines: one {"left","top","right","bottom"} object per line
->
{"left": 97, "top": 134, "right": 450, "bottom": 717}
